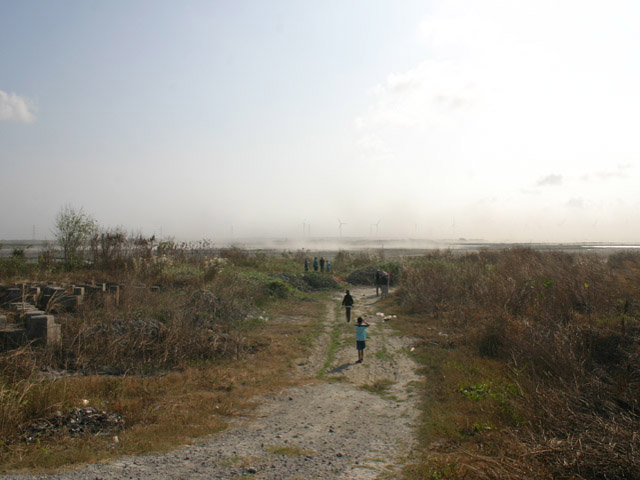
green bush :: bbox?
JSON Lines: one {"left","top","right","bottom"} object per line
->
{"left": 302, "top": 272, "right": 339, "bottom": 290}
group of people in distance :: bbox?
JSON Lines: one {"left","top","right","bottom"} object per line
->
{"left": 304, "top": 256, "right": 331, "bottom": 273}
{"left": 341, "top": 268, "right": 391, "bottom": 364}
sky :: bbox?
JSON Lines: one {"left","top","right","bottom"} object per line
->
{"left": 1, "top": 0, "right": 640, "bottom": 243}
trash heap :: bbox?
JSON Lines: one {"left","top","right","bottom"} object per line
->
{"left": 20, "top": 407, "right": 125, "bottom": 442}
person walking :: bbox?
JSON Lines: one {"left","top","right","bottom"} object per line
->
{"left": 319, "top": 257, "right": 325, "bottom": 272}
{"left": 304, "top": 258, "right": 310, "bottom": 271}
{"left": 341, "top": 289, "right": 354, "bottom": 323}
{"left": 313, "top": 257, "right": 319, "bottom": 271}
{"left": 354, "top": 317, "right": 370, "bottom": 363}
{"left": 381, "top": 271, "right": 390, "bottom": 298}
{"left": 326, "top": 260, "right": 331, "bottom": 273}
{"left": 375, "top": 270, "right": 381, "bottom": 297}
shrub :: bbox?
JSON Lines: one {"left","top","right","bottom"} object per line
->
{"left": 220, "top": 247, "right": 259, "bottom": 267}
{"left": 399, "top": 248, "right": 640, "bottom": 478}
{"left": 346, "top": 266, "right": 378, "bottom": 285}
{"left": 302, "top": 272, "right": 338, "bottom": 290}
{"left": 333, "top": 250, "right": 381, "bottom": 271}
{"left": 477, "top": 319, "right": 505, "bottom": 359}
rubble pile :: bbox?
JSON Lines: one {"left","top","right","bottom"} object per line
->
{"left": 91, "top": 317, "right": 164, "bottom": 340}
{"left": 20, "top": 407, "right": 125, "bottom": 442}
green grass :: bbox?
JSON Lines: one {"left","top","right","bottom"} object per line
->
{"left": 360, "top": 378, "right": 395, "bottom": 396}
{"left": 317, "top": 306, "right": 349, "bottom": 379}
{"left": 266, "top": 444, "right": 313, "bottom": 457}
{"left": 387, "top": 311, "right": 533, "bottom": 479}
{"left": 375, "top": 344, "right": 393, "bottom": 361}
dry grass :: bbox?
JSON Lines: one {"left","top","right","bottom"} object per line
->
{"left": 0, "top": 295, "right": 325, "bottom": 472}
{"left": 0, "top": 248, "right": 329, "bottom": 473}
{"left": 393, "top": 249, "right": 640, "bottom": 479}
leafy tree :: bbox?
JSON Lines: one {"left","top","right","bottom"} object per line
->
{"left": 54, "top": 205, "right": 98, "bottom": 268}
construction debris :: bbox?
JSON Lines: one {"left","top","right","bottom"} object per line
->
{"left": 20, "top": 407, "right": 125, "bottom": 443}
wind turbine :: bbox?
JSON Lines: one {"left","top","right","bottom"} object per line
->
{"left": 302, "top": 219, "right": 307, "bottom": 237}
{"left": 337, "top": 218, "right": 347, "bottom": 237}
{"left": 370, "top": 219, "right": 381, "bottom": 236}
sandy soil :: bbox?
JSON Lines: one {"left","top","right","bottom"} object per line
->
{"left": 3, "top": 286, "right": 421, "bottom": 480}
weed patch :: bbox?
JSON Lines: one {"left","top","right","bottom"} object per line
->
{"left": 266, "top": 444, "right": 313, "bottom": 457}
{"left": 360, "top": 378, "right": 395, "bottom": 396}
{"left": 317, "top": 307, "right": 348, "bottom": 379}
{"left": 394, "top": 249, "right": 640, "bottom": 478}
{"left": 0, "top": 292, "right": 326, "bottom": 472}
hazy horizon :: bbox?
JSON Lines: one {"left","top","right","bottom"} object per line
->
{"left": 2, "top": 1, "right": 640, "bottom": 243}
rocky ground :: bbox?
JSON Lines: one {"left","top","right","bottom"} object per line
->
{"left": 3, "top": 286, "right": 421, "bottom": 480}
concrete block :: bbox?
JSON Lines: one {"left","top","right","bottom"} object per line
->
{"left": 107, "top": 284, "right": 120, "bottom": 305}
{"left": 23, "top": 310, "right": 46, "bottom": 328}
{"left": 2, "top": 288, "right": 22, "bottom": 304}
{"left": 26, "top": 321, "right": 47, "bottom": 345}
{"left": 26, "top": 314, "right": 56, "bottom": 330}
{"left": 0, "top": 327, "right": 26, "bottom": 351}
{"left": 40, "top": 295, "right": 52, "bottom": 310}
{"left": 11, "top": 302, "right": 36, "bottom": 313}
{"left": 82, "top": 285, "right": 103, "bottom": 296}
{"left": 42, "top": 286, "right": 65, "bottom": 296}
{"left": 40, "top": 286, "right": 69, "bottom": 310}
{"left": 26, "top": 315, "right": 59, "bottom": 345}
{"left": 59, "top": 294, "right": 82, "bottom": 309}
{"left": 47, "top": 323, "right": 61, "bottom": 346}
{"left": 42, "top": 294, "right": 80, "bottom": 312}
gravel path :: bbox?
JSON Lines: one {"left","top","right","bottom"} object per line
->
{"left": 3, "top": 287, "right": 421, "bottom": 480}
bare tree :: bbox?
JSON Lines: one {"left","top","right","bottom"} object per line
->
{"left": 54, "top": 205, "right": 98, "bottom": 268}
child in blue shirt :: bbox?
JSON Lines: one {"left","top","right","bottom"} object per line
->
{"left": 355, "top": 317, "right": 370, "bottom": 363}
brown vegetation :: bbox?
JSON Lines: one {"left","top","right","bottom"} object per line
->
{"left": 0, "top": 242, "right": 330, "bottom": 472}
{"left": 396, "top": 248, "right": 640, "bottom": 479}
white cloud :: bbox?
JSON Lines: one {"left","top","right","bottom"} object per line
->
{"left": 596, "top": 165, "right": 631, "bottom": 180}
{"left": 0, "top": 90, "right": 37, "bottom": 123}
{"left": 567, "top": 198, "right": 584, "bottom": 208}
{"left": 537, "top": 175, "right": 563, "bottom": 186}
{"left": 351, "top": 0, "right": 640, "bottom": 241}
{"left": 357, "top": 60, "right": 479, "bottom": 132}
{"left": 580, "top": 164, "right": 634, "bottom": 182}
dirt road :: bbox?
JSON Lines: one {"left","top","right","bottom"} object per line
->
{"left": 5, "top": 286, "right": 421, "bottom": 480}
